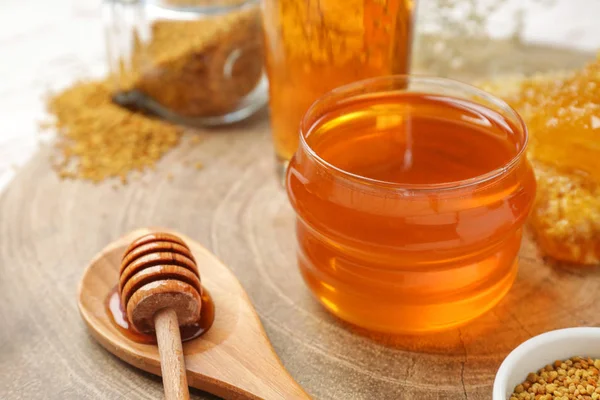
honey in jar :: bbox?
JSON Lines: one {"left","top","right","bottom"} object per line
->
{"left": 261, "top": 0, "right": 415, "bottom": 178}
{"left": 286, "top": 76, "right": 536, "bottom": 333}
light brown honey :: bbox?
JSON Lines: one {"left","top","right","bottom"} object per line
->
{"left": 287, "top": 78, "right": 536, "bottom": 333}
{"left": 262, "top": 0, "right": 414, "bottom": 167}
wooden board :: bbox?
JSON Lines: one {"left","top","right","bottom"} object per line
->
{"left": 2, "top": 114, "right": 600, "bottom": 400}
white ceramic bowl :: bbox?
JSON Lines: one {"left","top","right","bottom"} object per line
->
{"left": 493, "top": 327, "right": 600, "bottom": 400}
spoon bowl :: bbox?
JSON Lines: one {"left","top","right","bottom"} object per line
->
{"left": 78, "top": 228, "right": 309, "bottom": 400}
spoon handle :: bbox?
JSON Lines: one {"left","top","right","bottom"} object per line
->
{"left": 155, "top": 308, "right": 190, "bottom": 400}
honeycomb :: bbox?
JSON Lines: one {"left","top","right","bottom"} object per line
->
{"left": 482, "top": 56, "right": 600, "bottom": 265}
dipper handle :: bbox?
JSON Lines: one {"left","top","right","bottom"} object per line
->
{"left": 155, "top": 308, "right": 190, "bottom": 400}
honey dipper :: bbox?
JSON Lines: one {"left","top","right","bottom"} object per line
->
{"left": 119, "top": 232, "right": 201, "bottom": 400}
{"left": 79, "top": 228, "right": 310, "bottom": 399}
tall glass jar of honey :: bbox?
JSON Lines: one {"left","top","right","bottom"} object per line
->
{"left": 261, "top": 0, "right": 415, "bottom": 178}
{"left": 286, "top": 76, "right": 536, "bottom": 333}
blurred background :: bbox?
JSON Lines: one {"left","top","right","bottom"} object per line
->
{"left": 1, "top": 0, "right": 598, "bottom": 189}
{"left": 414, "top": 0, "right": 599, "bottom": 79}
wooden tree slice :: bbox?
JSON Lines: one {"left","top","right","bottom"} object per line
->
{"left": 1, "top": 121, "right": 599, "bottom": 399}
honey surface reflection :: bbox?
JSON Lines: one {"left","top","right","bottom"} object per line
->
{"left": 286, "top": 77, "right": 536, "bottom": 333}
{"left": 106, "top": 286, "right": 215, "bottom": 344}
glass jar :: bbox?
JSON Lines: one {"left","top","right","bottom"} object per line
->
{"left": 286, "top": 76, "right": 536, "bottom": 333}
{"left": 261, "top": 0, "right": 416, "bottom": 179}
{"left": 104, "top": 0, "right": 267, "bottom": 126}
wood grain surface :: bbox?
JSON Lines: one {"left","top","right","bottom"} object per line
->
{"left": 3, "top": 117, "right": 600, "bottom": 399}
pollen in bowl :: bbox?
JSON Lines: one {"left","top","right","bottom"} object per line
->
{"left": 286, "top": 89, "right": 536, "bottom": 333}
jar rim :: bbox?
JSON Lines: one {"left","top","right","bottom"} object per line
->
{"left": 145, "top": 0, "right": 258, "bottom": 15}
{"left": 298, "top": 75, "right": 529, "bottom": 192}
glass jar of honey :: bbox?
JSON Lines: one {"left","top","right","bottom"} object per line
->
{"left": 261, "top": 0, "right": 415, "bottom": 179}
{"left": 286, "top": 76, "right": 536, "bottom": 333}
{"left": 104, "top": 0, "right": 267, "bottom": 126}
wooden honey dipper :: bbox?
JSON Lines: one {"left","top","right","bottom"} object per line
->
{"left": 119, "top": 232, "right": 201, "bottom": 400}
{"left": 79, "top": 228, "right": 310, "bottom": 399}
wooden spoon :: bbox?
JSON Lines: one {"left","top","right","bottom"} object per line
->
{"left": 78, "top": 228, "right": 310, "bottom": 400}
